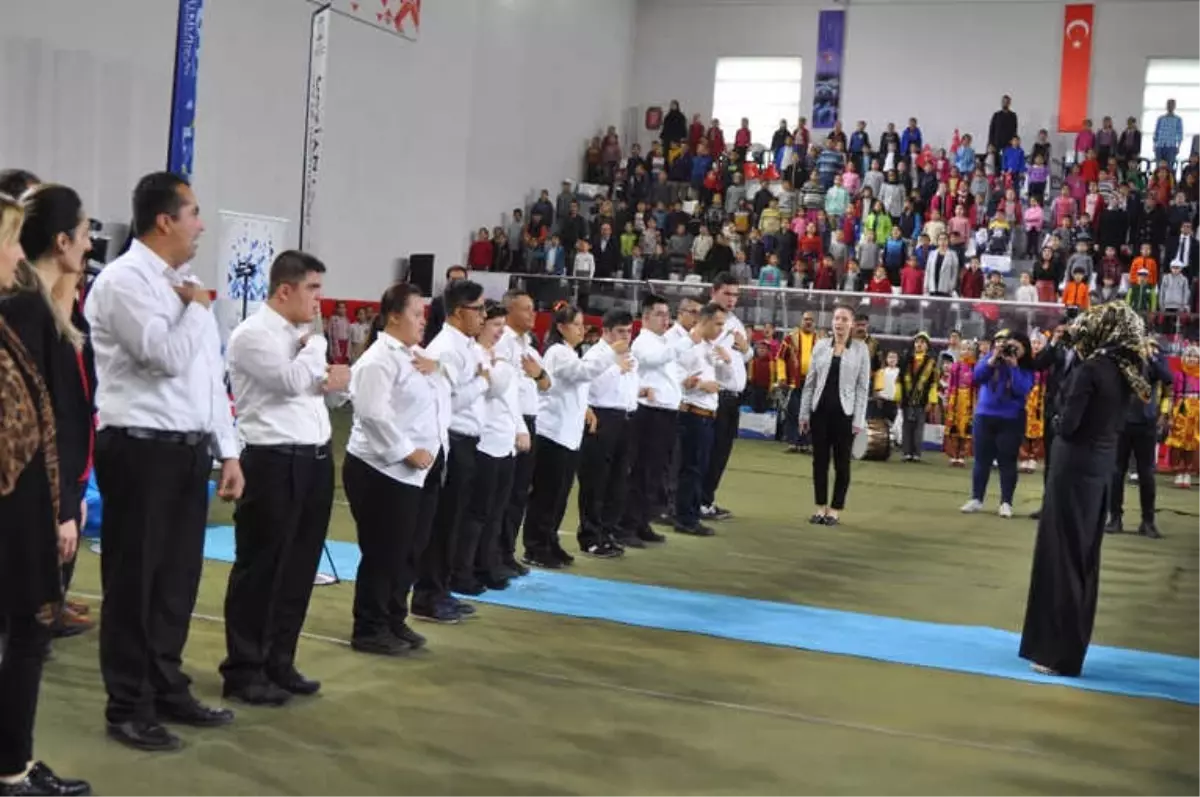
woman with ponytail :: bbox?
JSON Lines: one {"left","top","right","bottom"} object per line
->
{"left": 520, "top": 302, "right": 631, "bottom": 568}
{"left": 0, "top": 184, "right": 96, "bottom": 638}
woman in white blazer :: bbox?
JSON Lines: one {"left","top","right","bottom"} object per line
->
{"left": 798, "top": 305, "right": 871, "bottom": 525}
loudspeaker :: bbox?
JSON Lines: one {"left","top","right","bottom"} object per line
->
{"left": 408, "top": 253, "right": 435, "bottom": 297}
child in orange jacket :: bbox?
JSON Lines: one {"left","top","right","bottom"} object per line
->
{"left": 1063, "top": 265, "right": 1091, "bottom": 310}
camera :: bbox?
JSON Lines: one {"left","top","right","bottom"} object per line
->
{"left": 997, "top": 339, "right": 1020, "bottom": 358}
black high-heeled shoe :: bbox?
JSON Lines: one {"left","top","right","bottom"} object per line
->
{"left": 808, "top": 513, "right": 827, "bottom": 525}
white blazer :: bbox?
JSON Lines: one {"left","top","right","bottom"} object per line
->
{"left": 798, "top": 337, "right": 871, "bottom": 430}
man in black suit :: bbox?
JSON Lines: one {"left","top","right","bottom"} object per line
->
{"left": 1167, "top": 221, "right": 1198, "bottom": 280}
{"left": 988, "top": 95, "right": 1018, "bottom": 155}
{"left": 422, "top": 265, "right": 467, "bottom": 346}
{"left": 591, "top": 222, "right": 620, "bottom": 278}
{"left": 1029, "top": 318, "right": 1080, "bottom": 520}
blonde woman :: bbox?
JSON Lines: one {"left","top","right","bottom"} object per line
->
{"left": 0, "top": 192, "right": 92, "bottom": 796}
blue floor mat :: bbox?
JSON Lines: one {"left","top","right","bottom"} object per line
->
{"left": 203, "top": 526, "right": 1199, "bottom": 705}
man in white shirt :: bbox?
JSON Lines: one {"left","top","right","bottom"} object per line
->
{"left": 701, "top": 273, "right": 751, "bottom": 521}
{"left": 675, "top": 302, "right": 732, "bottom": 536}
{"left": 414, "top": 279, "right": 489, "bottom": 623}
{"left": 496, "top": 290, "right": 551, "bottom": 576}
{"left": 576, "top": 309, "right": 638, "bottom": 558}
{"left": 219, "top": 251, "right": 349, "bottom": 706}
{"left": 657, "top": 297, "right": 702, "bottom": 519}
{"left": 618, "top": 294, "right": 694, "bottom": 546}
{"left": 86, "top": 172, "right": 244, "bottom": 752}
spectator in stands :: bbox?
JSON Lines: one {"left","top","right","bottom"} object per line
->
{"left": 1169, "top": 221, "right": 1198, "bottom": 277}
{"left": 1126, "top": 267, "right": 1156, "bottom": 313}
{"left": 988, "top": 96, "right": 1018, "bottom": 156}
{"left": 467, "top": 228, "right": 493, "bottom": 271}
{"left": 423, "top": 265, "right": 467, "bottom": 346}
{"left": 960, "top": 255, "right": 985, "bottom": 299}
{"left": 1160, "top": 261, "right": 1191, "bottom": 315}
{"left": 925, "top": 234, "right": 959, "bottom": 297}
{"left": 1155, "top": 99, "right": 1184, "bottom": 173}
{"left": 900, "top": 118, "right": 922, "bottom": 157}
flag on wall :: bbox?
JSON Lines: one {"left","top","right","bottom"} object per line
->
{"left": 331, "top": 0, "right": 420, "bottom": 40}
{"left": 167, "top": 0, "right": 204, "bottom": 177}
{"left": 811, "top": 9, "right": 845, "bottom": 130}
{"left": 1057, "top": 3, "right": 1094, "bottom": 133}
{"left": 301, "top": 4, "right": 331, "bottom": 250}
{"left": 215, "top": 211, "right": 289, "bottom": 341}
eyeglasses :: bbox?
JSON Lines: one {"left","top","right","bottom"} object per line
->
{"left": 463, "top": 303, "right": 486, "bottom": 313}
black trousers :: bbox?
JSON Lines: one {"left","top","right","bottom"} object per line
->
{"left": 657, "top": 432, "right": 681, "bottom": 519}
{"left": 501, "top": 416, "right": 537, "bottom": 562}
{"left": 811, "top": 405, "right": 853, "bottom": 509}
{"left": 576, "top": 408, "right": 634, "bottom": 547}
{"left": 220, "top": 445, "right": 334, "bottom": 687}
{"left": 701, "top": 391, "right": 741, "bottom": 507}
{"left": 901, "top": 406, "right": 925, "bottom": 458}
{"left": 462, "top": 452, "right": 514, "bottom": 585}
{"left": 1110, "top": 422, "right": 1157, "bottom": 524}
{"left": 414, "top": 433, "right": 477, "bottom": 612}
{"left": 343, "top": 452, "right": 443, "bottom": 638}
{"left": 621, "top": 406, "right": 677, "bottom": 536}
{"left": 0, "top": 614, "right": 49, "bottom": 776}
{"left": 96, "top": 429, "right": 211, "bottom": 724}
{"left": 522, "top": 437, "right": 579, "bottom": 558}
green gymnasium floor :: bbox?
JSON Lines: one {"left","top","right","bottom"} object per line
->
{"left": 40, "top": 410, "right": 1199, "bottom": 795}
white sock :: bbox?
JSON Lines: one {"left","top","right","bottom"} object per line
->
{"left": 0, "top": 763, "right": 32, "bottom": 784}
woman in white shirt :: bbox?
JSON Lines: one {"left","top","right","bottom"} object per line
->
{"left": 343, "top": 282, "right": 447, "bottom": 657}
{"left": 459, "top": 302, "right": 530, "bottom": 593}
{"left": 521, "top": 303, "right": 630, "bottom": 569}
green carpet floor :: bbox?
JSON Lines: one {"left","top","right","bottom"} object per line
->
{"left": 39, "top": 410, "right": 1200, "bottom": 794}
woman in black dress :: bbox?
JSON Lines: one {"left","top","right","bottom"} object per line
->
{"left": 0, "top": 193, "right": 91, "bottom": 795}
{"left": 1019, "top": 302, "right": 1150, "bottom": 677}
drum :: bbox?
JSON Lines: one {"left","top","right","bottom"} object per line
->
{"left": 853, "top": 418, "right": 892, "bottom": 461}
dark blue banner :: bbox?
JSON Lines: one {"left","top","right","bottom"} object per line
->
{"left": 167, "top": 0, "right": 204, "bottom": 177}
{"left": 811, "top": 9, "right": 845, "bottom": 130}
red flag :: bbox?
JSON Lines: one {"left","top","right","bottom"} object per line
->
{"left": 1057, "top": 4, "right": 1094, "bottom": 132}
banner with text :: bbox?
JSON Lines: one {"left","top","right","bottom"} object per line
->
{"left": 811, "top": 9, "right": 845, "bottom": 130}
{"left": 167, "top": 0, "right": 204, "bottom": 177}
{"left": 215, "top": 211, "right": 289, "bottom": 342}
{"left": 301, "top": 4, "right": 331, "bottom": 250}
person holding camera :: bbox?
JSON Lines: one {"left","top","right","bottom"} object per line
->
{"left": 960, "top": 329, "right": 1035, "bottom": 518}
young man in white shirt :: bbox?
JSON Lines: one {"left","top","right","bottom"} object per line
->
{"left": 220, "top": 251, "right": 349, "bottom": 706}
{"left": 701, "top": 273, "right": 751, "bottom": 520}
{"left": 675, "top": 303, "right": 732, "bottom": 536}
{"left": 496, "top": 290, "right": 551, "bottom": 577}
{"left": 576, "top": 309, "right": 639, "bottom": 558}
{"left": 415, "top": 279, "right": 489, "bottom": 623}
{"left": 85, "top": 172, "right": 244, "bottom": 752}
{"left": 618, "top": 294, "right": 694, "bottom": 546}
{"left": 657, "top": 297, "right": 702, "bottom": 521}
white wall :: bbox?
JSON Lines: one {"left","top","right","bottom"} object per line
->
{"left": 631, "top": 0, "right": 1199, "bottom": 154}
{"left": 1, "top": 0, "right": 636, "bottom": 300}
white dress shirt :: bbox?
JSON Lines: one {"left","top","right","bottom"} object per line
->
{"left": 495, "top": 326, "right": 543, "bottom": 418}
{"left": 585, "top": 338, "right": 638, "bottom": 411}
{"left": 477, "top": 358, "right": 527, "bottom": 459}
{"left": 345, "top": 332, "right": 450, "bottom": 487}
{"left": 84, "top": 239, "right": 237, "bottom": 459}
{"left": 678, "top": 340, "right": 733, "bottom": 412}
{"left": 537, "top": 342, "right": 618, "bottom": 451}
{"left": 227, "top": 304, "right": 334, "bottom": 446}
{"left": 632, "top": 328, "right": 693, "bottom": 411}
{"left": 712, "top": 311, "right": 751, "bottom": 392}
{"left": 425, "top": 323, "right": 489, "bottom": 437}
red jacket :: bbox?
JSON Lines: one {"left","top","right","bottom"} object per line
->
{"left": 735, "top": 128, "right": 751, "bottom": 148}
{"left": 467, "top": 240, "right": 493, "bottom": 270}
{"left": 689, "top": 121, "right": 705, "bottom": 151}
{"left": 813, "top": 265, "right": 836, "bottom": 290}
{"left": 1079, "top": 158, "right": 1100, "bottom": 184}
{"left": 960, "top": 268, "right": 984, "bottom": 298}
{"left": 707, "top": 126, "right": 726, "bottom": 156}
{"left": 900, "top": 265, "right": 924, "bottom": 295}
{"left": 798, "top": 234, "right": 824, "bottom": 262}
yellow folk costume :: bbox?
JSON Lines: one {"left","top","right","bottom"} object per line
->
{"left": 1165, "top": 348, "right": 1200, "bottom": 484}
{"left": 943, "top": 351, "right": 977, "bottom": 464}
{"left": 1020, "top": 370, "right": 1047, "bottom": 468}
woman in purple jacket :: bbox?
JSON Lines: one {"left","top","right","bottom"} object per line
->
{"left": 960, "top": 329, "right": 1035, "bottom": 519}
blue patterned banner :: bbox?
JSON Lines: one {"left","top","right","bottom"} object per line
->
{"left": 167, "top": 0, "right": 204, "bottom": 177}
{"left": 811, "top": 9, "right": 845, "bottom": 130}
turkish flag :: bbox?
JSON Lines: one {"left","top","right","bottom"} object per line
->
{"left": 1057, "top": 3, "right": 1094, "bottom": 132}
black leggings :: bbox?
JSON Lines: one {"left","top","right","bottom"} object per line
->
{"left": 0, "top": 614, "right": 49, "bottom": 776}
{"left": 811, "top": 405, "right": 854, "bottom": 510}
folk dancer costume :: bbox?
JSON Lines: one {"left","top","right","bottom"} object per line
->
{"left": 778, "top": 325, "right": 821, "bottom": 450}
{"left": 943, "top": 349, "right": 978, "bottom": 465}
{"left": 1021, "top": 370, "right": 1047, "bottom": 472}
{"left": 1165, "top": 345, "right": 1200, "bottom": 487}
{"left": 898, "top": 334, "right": 939, "bottom": 461}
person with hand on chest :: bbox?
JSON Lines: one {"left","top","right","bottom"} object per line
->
{"left": 700, "top": 273, "right": 750, "bottom": 521}
{"left": 219, "top": 251, "right": 349, "bottom": 706}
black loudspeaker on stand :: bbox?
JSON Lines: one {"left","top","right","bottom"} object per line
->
{"left": 408, "top": 253, "right": 435, "bottom": 297}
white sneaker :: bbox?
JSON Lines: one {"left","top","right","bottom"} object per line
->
{"left": 998, "top": 503, "right": 1014, "bottom": 519}
{"left": 961, "top": 499, "right": 984, "bottom": 513}
{"left": 1185, "top": 474, "right": 1194, "bottom": 488}
{"left": 1175, "top": 473, "right": 1186, "bottom": 487}
{"left": 1129, "top": 472, "right": 1139, "bottom": 483}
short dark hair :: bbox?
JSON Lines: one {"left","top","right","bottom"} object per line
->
{"left": 483, "top": 299, "right": 507, "bottom": 321}
{"left": 445, "top": 264, "right": 468, "bottom": 279}
{"left": 132, "top": 171, "right": 190, "bottom": 237}
{"left": 640, "top": 293, "right": 668, "bottom": 314}
{"left": 699, "top": 302, "right": 726, "bottom": 322}
{"left": 269, "top": 250, "right": 326, "bottom": 296}
{"left": 443, "top": 279, "right": 483, "bottom": 314}
{"left": 854, "top": 312, "right": 870, "bottom": 323}
{"left": 602, "top": 308, "right": 633, "bottom": 330}
{"left": 0, "top": 169, "right": 40, "bottom": 199}
{"left": 369, "top": 281, "right": 422, "bottom": 346}
{"left": 711, "top": 272, "right": 738, "bottom": 292}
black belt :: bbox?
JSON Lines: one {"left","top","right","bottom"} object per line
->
{"left": 245, "top": 442, "right": 332, "bottom": 460}
{"left": 719, "top": 390, "right": 740, "bottom": 399}
{"left": 591, "top": 406, "right": 636, "bottom": 420}
{"left": 111, "top": 427, "right": 210, "bottom": 447}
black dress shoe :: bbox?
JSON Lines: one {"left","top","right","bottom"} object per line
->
{"left": 268, "top": 668, "right": 321, "bottom": 696}
{"left": 351, "top": 631, "right": 413, "bottom": 655}
{"left": 224, "top": 680, "right": 293, "bottom": 706}
{"left": 20, "top": 763, "right": 90, "bottom": 792}
{"left": 613, "top": 534, "right": 646, "bottom": 549}
{"left": 637, "top": 527, "right": 667, "bottom": 544}
{"left": 552, "top": 545, "right": 575, "bottom": 566}
{"left": 1138, "top": 522, "right": 1163, "bottom": 539}
{"left": 502, "top": 557, "right": 530, "bottom": 577}
{"left": 156, "top": 697, "right": 235, "bottom": 727}
{"left": 521, "top": 552, "right": 562, "bottom": 570}
{"left": 481, "top": 575, "right": 510, "bottom": 591}
{"left": 1104, "top": 517, "right": 1123, "bottom": 534}
{"left": 106, "top": 720, "right": 182, "bottom": 752}
{"left": 673, "top": 522, "right": 716, "bottom": 537}
{"left": 392, "top": 623, "right": 427, "bottom": 650}
{"left": 450, "top": 579, "right": 487, "bottom": 596}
